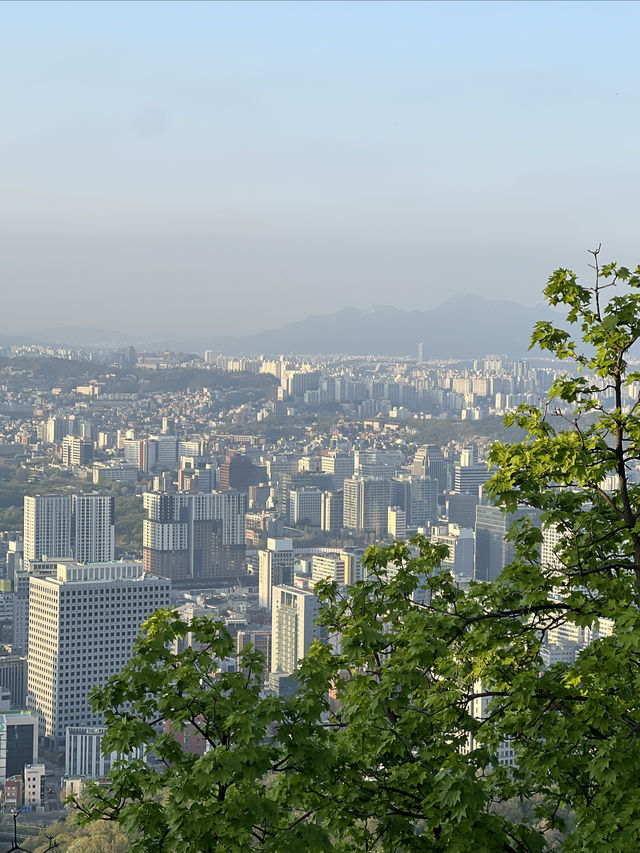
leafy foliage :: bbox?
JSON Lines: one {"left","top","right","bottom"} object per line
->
{"left": 76, "top": 613, "right": 332, "bottom": 852}
{"left": 80, "top": 252, "right": 640, "bottom": 850}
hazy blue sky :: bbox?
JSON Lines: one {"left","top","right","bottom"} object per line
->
{"left": 1, "top": 0, "right": 639, "bottom": 338}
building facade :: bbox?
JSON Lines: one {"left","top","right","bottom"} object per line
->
{"left": 143, "top": 490, "right": 247, "bottom": 580}
{"left": 270, "top": 585, "right": 323, "bottom": 677}
{"left": 24, "top": 495, "right": 114, "bottom": 568}
{"left": 258, "top": 539, "right": 294, "bottom": 610}
{"left": 27, "top": 561, "right": 171, "bottom": 743}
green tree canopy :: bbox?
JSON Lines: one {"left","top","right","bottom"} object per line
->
{"left": 78, "top": 251, "right": 640, "bottom": 850}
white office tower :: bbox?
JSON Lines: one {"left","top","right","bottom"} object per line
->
{"left": 27, "top": 561, "right": 171, "bottom": 744}
{"left": 311, "top": 553, "right": 348, "bottom": 587}
{"left": 258, "top": 538, "right": 294, "bottom": 610}
{"left": 71, "top": 495, "right": 115, "bottom": 564}
{"left": 65, "top": 726, "right": 128, "bottom": 779}
{"left": 387, "top": 506, "right": 407, "bottom": 540}
{"left": 289, "top": 488, "right": 322, "bottom": 527}
{"left": 24, "top": 495, "right": 114, "bottom": 568}
{"left": 24, "top": 495, "right": 72, "bottom": 566}
{"left": 270, "top": 585, "right": 323, "bottom": 677}
{"left": 320, "top": 451, "right": 354, "bottom": 491}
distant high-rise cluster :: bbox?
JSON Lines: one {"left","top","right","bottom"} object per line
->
{"left": 142, "top": 490, "right": 246, "bottom": 580}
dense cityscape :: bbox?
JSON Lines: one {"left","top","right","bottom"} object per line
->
{"left": 3, "top": 0, "right": 639, "bottom": 848}
{"left": 0, "top": 339, "right": 626, "bottom": 832}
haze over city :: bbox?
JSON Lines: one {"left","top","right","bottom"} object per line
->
{"left": 2, "top": 0, "right": 640, "bottom": 340}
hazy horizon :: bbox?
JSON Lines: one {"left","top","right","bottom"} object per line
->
{"left": 2, "top": 1, "right": 639, "bottom": 336}
{"left": 26, "top": 290, "right": 547, "bottom": 343}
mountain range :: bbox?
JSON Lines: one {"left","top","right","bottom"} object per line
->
{"left": 205, "top": 294, "right": 554, "bottom": 358}
{"left": 5, "top": 295, "right": 555, "bottom": 357}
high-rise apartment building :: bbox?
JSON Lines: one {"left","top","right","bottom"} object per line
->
{"left": 143, "top": 490, "right": 246, "bottom": 580}
{"left": 211, "top": 489, "right": 247, "bottom": 575}
{"left": 71, "top": 495, "right": 115, "bottom": 564}
{"left": 343, "top": 476, "right": 391, "bottom": 536}
{"left": 270, "top": 585, "right": 323, "bottom": 677}
{"left": 24, "top": 495, "right": 114, "bottom": 568}
{"left": 27, "top": 561, "right": 171, "bottom": 744}
{"left": 24, "top": 495, "right": 72, "bottom": 566}
{"left": 44, "top": 417, "right": 65, "bottom": 445}
{"left": 258, "top": 539, "right": 294, "bottom": 610}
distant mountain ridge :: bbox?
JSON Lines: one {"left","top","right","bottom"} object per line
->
{"left": 208, "top": 294, "right": 555, "bottom": 357}
{"left": 11, "top": 294, "right": 555, "bottom": 357}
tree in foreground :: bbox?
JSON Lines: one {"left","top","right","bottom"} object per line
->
{"left": 77, "top": 250, "right": 640, "bottom": 850}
